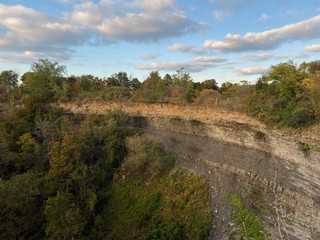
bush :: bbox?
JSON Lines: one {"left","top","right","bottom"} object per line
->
{"left": 102, "top": 169, "right": 211, "bottom": 240}
{"left": 123, "top": 135, "right": 175, "bottom": 177}
{"left": 280, "top": 101, "right": 316, "bottom": 127}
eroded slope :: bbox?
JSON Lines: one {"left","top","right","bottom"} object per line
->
{"left": 59, "top": 101, "right": 320, "bottom": 239}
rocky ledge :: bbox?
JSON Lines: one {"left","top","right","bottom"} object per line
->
{"left": 59, "top": 101, "right": 320, "bottom": 239}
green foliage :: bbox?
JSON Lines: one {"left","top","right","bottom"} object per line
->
{"left": 45, "top": 192, "right": 86, "bottom": 239}
{"left": 123, "top": 134, "right": 175, "bottom": 177}
{"left": 0, "top": 171, "right": 46, "bottom": 239}
{"left": 106, "top": 71, "right": 130, "bottom": 88}
{"left": 246, "top": 61, "right": 318, "bottom": 127}
{"left": 4, "top": 57, "right": 320, "bottom": 240}
{"left": 198, "top": 79, "right": 220, "bottom": 91}
{"left": 298, "top": 141, "right": 320, "bottom": 152}
{"left": 100, "top": 169, "right": 211, "bottom": 240}
{"left": 220, "top": 82, "right": 254, "bottom": 112}
{"left": 133, "top": 71, "right": 169, "bottom": 102}
{"left": 170, "top": 68, "right": 196, "bottom": 103}
{"left": 22, "top": 59, "right": 67, "bottom": 102}
{"left": 0, "top": 70, "right": 18, "bottom": 101}
{"left": 101, "top": 86, "right": 132, "bottom": 100}
{"left": 298, "top": 141, "right": 312, "bottom": 151}
{"left": 227, "top": 194, "right": 268, "bottom": 240}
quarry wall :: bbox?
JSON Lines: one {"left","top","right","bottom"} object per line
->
{"left": 60, "top": 101, "right": 320, "bottom": 239}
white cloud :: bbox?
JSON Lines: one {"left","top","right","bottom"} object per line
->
{"left": 140, "top": 54, "right": 160, "bottom": 60}
{"left": 136, "top": 61, "right": 216, "bottom": 73}
{"left": 213, "top": 10, "right": 232, "bottom": 21}
{"left": 280, "top": 9, "right": 299, "bottom": 17}
{"left": 129, "top": 0, "right": 176, "bottom": 12}
{"left": 294, "top": 52, "right": 310, "bottom": 59}
{"left": 168, "top": 43, "right": 206, "bottom": 54}
{"left": 0, "top": 4, "right": 86, "bottom": 61}
{"left": 70, "top": 0, "right": 208, "bottom": 42}
{"left": 136, "top": 56, "right": 226, "bottom": 73}
{"left": 204, "top": 15, "right": 320, "bottom": 52}
{"left": 96, "top": 13, "right": 205, "bottom": 41}
{"left": 236, "top": 66, "right": 269, "bottom": 76}
{"left": 241, "top": 53, "right": 273, "bottom": 61}
{"left": 305, "top": 44, "right": 320, "bottom": 52}
{"left": 58, "top": 0, "right": 85, "bottom": 4}
{"left": 0, "top": 1, "right": 208, "bottom": 63}
{"left": 209, "top": 0, "right": 253, "bottom": 21}
{"left": 257, "top": 13, "right": 271, "bottom": 22}
{"left": 193, "top": 56, "right": 226, "bottom": 63}
{"left": 136, "top": 62, "right": 185, "bottom": 71}
{"left": 0, "top": 50, "right": 72, "bottom": 64}
{"left": 275, "top": 54, "right": 290, "bottom": 59}
{"left": 71, "top": 1, "right": 114, "bottom": 25}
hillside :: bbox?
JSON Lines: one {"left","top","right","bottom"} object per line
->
{"left": 59, "top": 100, "right": 320, "bottom": 239}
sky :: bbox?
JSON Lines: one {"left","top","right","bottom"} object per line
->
{"left": 0, "top": 0, "right": 320, "bottom": 84}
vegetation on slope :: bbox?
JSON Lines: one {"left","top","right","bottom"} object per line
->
{"left": 227, "top": 194, "right": 270, "bottom": 240}
{"left": 0, "top": 59, "right": 211, "bottom": 239}
{"left": 2, "top": 58, "right": 320, "bottom": 128}
{"left": 1, "top": 58, "right": 320, "bottom": 239}
{"left": 97, "top": 135, "right": 211, "bottom": 240}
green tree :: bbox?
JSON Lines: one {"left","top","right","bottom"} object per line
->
{"left": 22, "top": 59, "right": 67, "bottom": 102}
{"left": 143, "top": 71, "right": 168, "bottom": 102}
{"left": 106, "top": 72, "right": 130, "bottom": 88}
{"left": 0, "top": 70, "right": 18, "bottom": 97}
{"left": 45, "top": 192, "right": 86, "bottom": 240}
{"left": 246, "top": 61, "right": 316, "bottom": 126}
{"left": 199, "top": 79, "right": 219, "bottom": 91}
{"left": 0, "top": 172, "right": 46, "bottom": 239}
{"left": 130, "top": 77, "right": 141, "bottom": 90}
{"left": 299, "top": 61, "right": 320, "bottom": 118}
{"left": 170, "top": 68, "right": 195, "bottom": 103}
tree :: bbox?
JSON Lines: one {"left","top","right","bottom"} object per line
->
{"left": 0, "top": 172, "right": 46, "bottom": 239}
{"left": 0, "top": 70, "right": 18, "bottom": 93}
{"left": 22, "top": 59, "right": 67, "bottom": 102}
{"left": 106, "top": 72, "right": 130, "bottom": 88}
{"left": 0, "top": 70, "right": 19, "bottom": 101}
{"left": 170, "top": 68, "right": 195, "bottom": 103}
{"left": 299, "top": 61, "right": 320, "bottom": 118}
{"left": 45, "top": 192, "right": 86, "bottom": 239}
{"left": 268, "top": 61, "right": 306, "bottom": 103}
{"left": 133, "top": 71, "right": 169, "bottom": 102}
{"left": 130, "top": 77, "right": 141, "bottom": 90}
{"left": 199, "top": 79, "right": 219, "bottom": 91}
{"left": 246, "top": 61, "right": 316, "bottom": 126}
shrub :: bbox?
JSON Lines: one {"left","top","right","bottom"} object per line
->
{"left": 227, "top": 194, "right": 269, "bottom": 240}
{"left": 123, "top": 135, "right": 175, "bottom": 177}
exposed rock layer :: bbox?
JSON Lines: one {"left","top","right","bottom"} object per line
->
{"left": 59, "top": 101, "right": 320, "bottom": 239}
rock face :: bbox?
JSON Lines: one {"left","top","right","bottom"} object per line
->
{"left": 60, "top": 101, "right": 320, "bottom": 239}
{"left": 140, "top": 116, "right": 320, "bottom": 240}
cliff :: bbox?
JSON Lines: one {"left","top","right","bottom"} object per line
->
{"left": 59, "top": 101, "right": 320, "bottom": 239}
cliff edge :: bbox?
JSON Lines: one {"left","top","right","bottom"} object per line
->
{"left": 59, "top": 101, "right": 320, "bottom": 239}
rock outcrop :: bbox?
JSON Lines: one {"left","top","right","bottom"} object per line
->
{"left": 59, "top": 101, "right": 320, "bottom": 239}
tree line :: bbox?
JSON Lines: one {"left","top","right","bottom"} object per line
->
{"left": 0, "top": 59, "right": 212, "bottom": 239}
{"left": 1, "top": 59, "right": 319, "bottom": 127}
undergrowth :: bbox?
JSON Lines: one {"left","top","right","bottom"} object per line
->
{"left": 93, "top": 135, "right": 212, "bottom": 240}
{"left": 227, "top": 194, "right": 270, "bottom": 240}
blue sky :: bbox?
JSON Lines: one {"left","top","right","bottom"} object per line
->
{"left": 0, "top": 0, "right": 320, "bottom": 84}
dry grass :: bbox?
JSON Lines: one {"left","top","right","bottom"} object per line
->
{"left": 58, "top": 100, "right": 320, "bottom": 145}
{"left": 59, "top": 100, "right": 263, "bottom": 127}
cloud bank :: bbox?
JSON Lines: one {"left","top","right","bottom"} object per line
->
{"left": 236, "top": 66, "right": 269, "bottom": 76}
{"left": 0, "top": 1, "right": 207, "bottom": 62}
{"left": 305, "top": 44, "right": 320, "bottom": 52}
{"left": 136, "top": 56, "right": 226, "bottom": 73}
{"left": 204, "top": 15, "right": 320, "bottom": 52}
